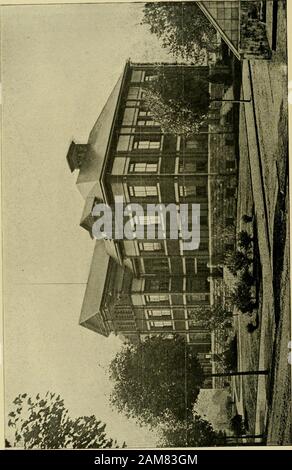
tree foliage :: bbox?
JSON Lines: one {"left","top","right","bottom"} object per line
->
{"left": 7, "top": 393, "right": 120, "bottom": 449}
{"left": 141, "top": 2, "right": 218, "bottom": 62}
{"left": 237, "top": 230, "right": 253, "bottom": 250}
{"left": 158, "top": 415, "right": 226, "bottom": 447}
{"left": 109, "top": 335, "right": 204, "bottom": 427}
{"left": 224, "top": 250, "right": 252, "bottom": 276}
{"left": 188, "top": 304, "right": 233, "bottom": 331}
{"left": 143, "top": 67, "right": 210, "bottom": 136}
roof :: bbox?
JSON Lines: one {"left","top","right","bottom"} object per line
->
{"left": 76, "top": 69, "right": 126, "bottom": 201}
{"left": 79, "top": 241, "right": 110, "bottom": 335}
{"left": 197, "top": 1, "right": 241, "bottom": 60}
{"left": 66, "top": 141, "right": 77, "bottom": 172}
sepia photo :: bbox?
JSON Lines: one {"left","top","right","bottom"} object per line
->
{"left": 1, "top": 1, "right": 290, "bottom": 449}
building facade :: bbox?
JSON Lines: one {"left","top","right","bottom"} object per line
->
{"left": 67, "top": 61, "right": 238, "bottom": 385}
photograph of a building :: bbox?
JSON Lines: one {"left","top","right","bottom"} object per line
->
{"left": 66, "top": 61, "right": 240, "bottom": 385}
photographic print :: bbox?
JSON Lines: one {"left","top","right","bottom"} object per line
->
{"left": 1, "top": 1, "right": 290, "bottom": 449}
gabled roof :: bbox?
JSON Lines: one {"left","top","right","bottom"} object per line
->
{"left": 79, "top": 241, "right": 110, "bottom": 335}
{"left": 76, "top": 65, "right": 127, "bottom": 201}
{"left": 197, "top": 1, "right": 241, "bottom": 60}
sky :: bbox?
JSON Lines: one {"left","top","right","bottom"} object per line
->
{"left": 1, "top": 2, "right": 174, "bottom": 447}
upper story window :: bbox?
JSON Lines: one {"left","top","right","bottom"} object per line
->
{"left": 139, "top": 110, "right": 152, "bottom": 117}
{"left": 128, "top": 185, "right": 158, "bottom": 198}
{"left": 187, "top": 293, "right": 209, "bottom": 302}
{"left": 149, "top": 320, "right": 172, "bottom": 328}
{"left": 147, "top": 309, "right": 171, "bottom": 318}
{"left": 139, "top": 242, "right": 163, "bottom": 252}
{"left": 129, "top": 162, "right": 158, "bottom": 173}
{"left": 179, "top": 185, "right": 196, "bottom": 197}
{"left": 145, "top": 278, "right": 169, "bottom": 292}
{"left": 179, "top": 160, "right": 207, "bottom": 173}
{"left": 143, "top": 258, "right": 169, "bottom": 274}
{"left": 122, "top": 107, "right": 138, "bottom": 126}
{"left": 117, "top": 135, "right": 132, "bottom": 152}
{"left": 137, "top": 119, "right": 160, "bottom": 127}
{"left": 133, "top": 139, "right": 161, "bottom": 150}
{"left": 186, "top": 139, "right": 200, "bottom": 149}
{"left": 130, "top": 70, "right": 144, "bottom": 83}
{"left": 144, "top": 74, "right": 158, "bottom": 82}
{"left": 134, "top": 215, "right": 160, "bottom": 226}
{"left": 127, "top": 87, "right": 140, "bottom": 100}
{"left": 179, "top": 185, "right": 207, "bottom": 198}
{"left": 226, "top": 160, "right": 236, "bottom": 170}
{"left": 145, "top": 294, "right": 169, "bottom": 304}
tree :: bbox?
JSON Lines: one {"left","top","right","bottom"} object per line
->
{"left": 141, "top": 2, "right": 218, "bottom": 62}
{"left": 109, "top": 335, "right": 204, "bottom": 427}
{"left": 143, "top": 67, "right": 210, "bottom": 136}
{"left": 7, "top": 393, "right": 121, "bottom": 449}
{"left": 188, "top": 304, "right": 233, "bottom": 331}
{"left": 158, "top": 415, "right": 226, "bottom": 447}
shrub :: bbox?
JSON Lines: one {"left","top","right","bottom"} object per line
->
{"left": 240, "top": 269, "right": 254, "bottom": 286}
{"left": 242, "top": 214, "right": 253, "bottom": 223}
{"left": 230, "top": 414, "right": 246, "bottom": 436}
{"left": 231, "top": 281, "right": 256, "bottom": 313}
{"left": 225, "top": 250, "right": 251, "bottom": 275}
{"left": 238, "top": 230, "right": 253, "bottom": 250}
{"left": 246, "top": 323, "right": 257, "bottom": 333}
{"left": 222, "top": 336, "right": 237, "bottom": 371}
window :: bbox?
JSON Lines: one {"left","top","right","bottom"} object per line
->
{"left": 129, "top": 162, "right": 158, "bottom": 173}
{"left": 144, "top": 258, "right": 169, "bottom": 273}
{"left": 134, "top": 215, "right": 160, "bottom": 225}
{"left": 127, "top": 87, "right": 140, "bottom": 100}
{"left": 145, "top": 278, "right": 169, "bottom": 291}
{"left": 131, "top": 70, "right": 144, "bottom": 82}
{"left": 137, "top": 119, "right": 160, "bottom": 127}
{"left": 200, "top": 216, "right": 208, "bottom": 226}
{"left": 179, "top": 185, "right": 196, "bottom": 197}
{"left": 196, "top": 186, "right": 207, "bottom": 197}
{"left": 225, "top": 135, "right": 234, "bottom": 146}
{"left": 128, "top": 185, "right": 158, "bottom": 197}
{"left": 179, "top": 160, "right": 207, "bottom": 173}
{"left": 139, "top": 110, "right": 152, "bottom": 117}
{"left": 117, "top": 135, "right": 132, "bottom": 152}
{"left": 226, "top": 160, "right": 236, "bottom": 170}
{"left": 199, "top": 241, "right": 208, "bottom": 251}
{"left": 196, "top": 161, "right": 207, "bottom": 172}
{"left": 122, "top": 108, "right": 137, "bottom": 126}
{"left": 179, "top": 161, "right": 196, "bottom": 173}
{"left": 145, "top": 75, "right": 158, "bottom": 82}
{"left": 189, "top": 332, "right": 210, "bottom": 342}
{"left": 147, "top": 309, "right": 171, "bottom": 318}
{"left": 187, "top": 293, "right": 209, "bottom": 302}
{"left": 139, "top": 242, "right": 162, "bottom": 252}
{"left": 179, "top": 185, "right": 207, "bottom": 197}
{"left": 133, "top": 139, "right": 161, "bottom": 150}
{"left": 146, "top": 294, "right": 169, "bottom": 303}
{"left": 186, "top": 138, "right": 200, "bottom": 149}
{"left": 226, "top": 187, "right": 236, "bottom": 197}
{"left": 149, "top": 320, "right": 172, "bottom": 328}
